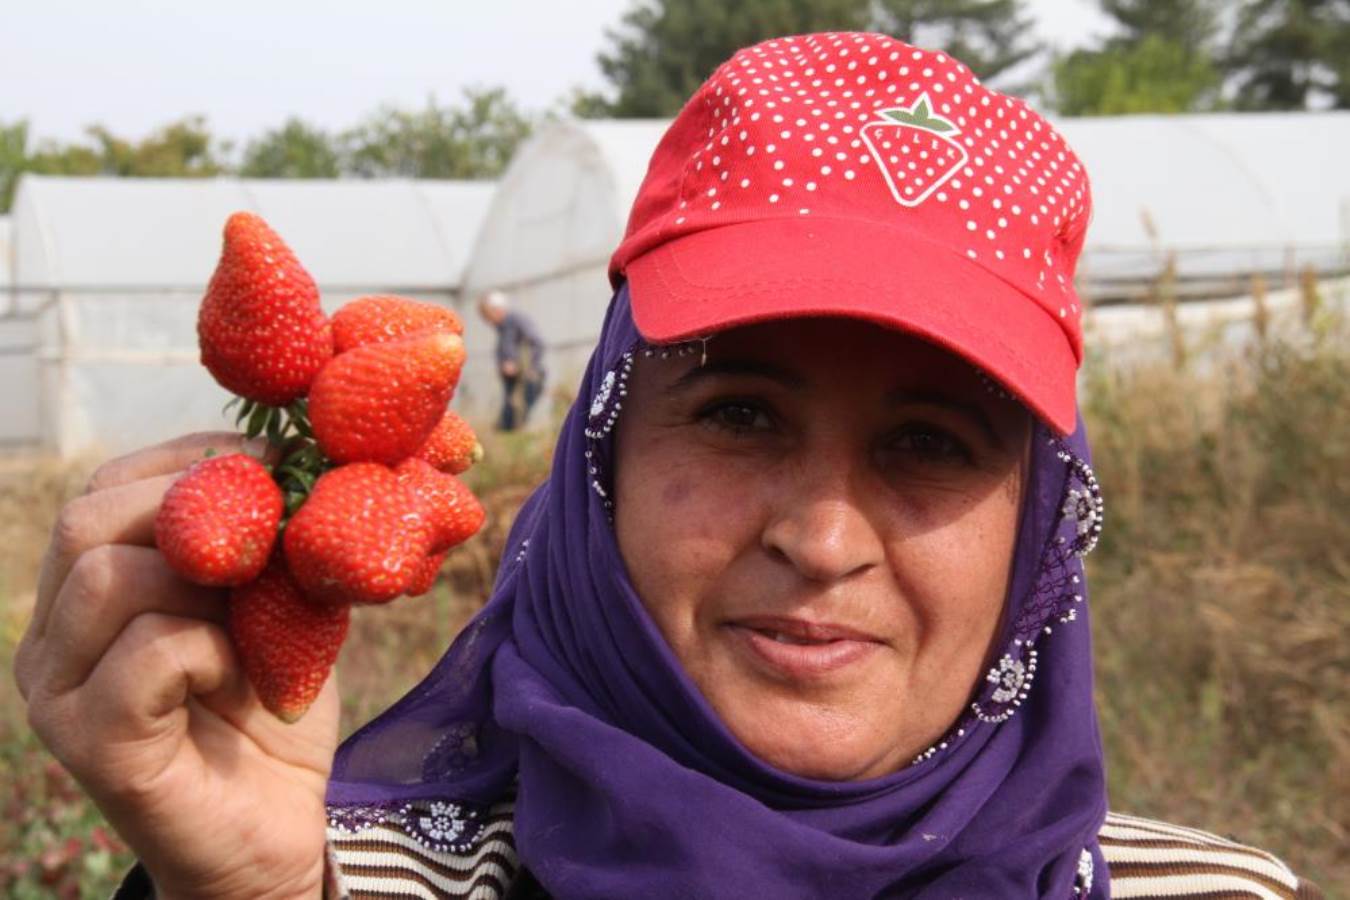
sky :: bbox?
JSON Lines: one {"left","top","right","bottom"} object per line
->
{"left": 2, "top": 0, "right": 1116, "bottom": 149}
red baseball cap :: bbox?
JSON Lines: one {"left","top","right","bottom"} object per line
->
{"left": 610, "top": 32, "right": 1092, "bottom": 435}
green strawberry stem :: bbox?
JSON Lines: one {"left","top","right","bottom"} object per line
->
{"left": 881, "top": 96, "right": 955, "bottom": 133}
{"left": 220, "top": 393, "right": 329, "bottom": 527}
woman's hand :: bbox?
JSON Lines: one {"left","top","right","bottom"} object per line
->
{"left": 13, "top": 433, "right": 336, "bottom": 900}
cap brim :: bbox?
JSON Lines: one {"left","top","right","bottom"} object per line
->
{"left": 624, "top": 216, "right": 1078, "bottom": 435}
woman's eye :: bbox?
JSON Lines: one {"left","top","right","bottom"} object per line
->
{"left": 888, "top": 425, "right": 972, "bottom": 464}
{"left": 700, "top": 401, "right": 772, "bottom": 434}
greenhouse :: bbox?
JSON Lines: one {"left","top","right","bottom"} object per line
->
{"left": 2, "top": 176, "right": 495, "bottom": 454}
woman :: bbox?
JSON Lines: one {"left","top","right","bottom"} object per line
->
{"left": 14, "top": 33, "right": 1319, "bottom": 899}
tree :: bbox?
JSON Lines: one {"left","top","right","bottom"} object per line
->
{"left": 84, "top": 117, "right": 225, "bottom": 177}
{"left": 590, "top": 0, "right": 872, "bottom": 117}
{"left": 1052, "top": 34, "right": 1222, "bottom": 115}
{"left": 0, "top": 121, "right": 31, "bottom": 212}
{"left": 1, "top": 119, "right": 105, "bottom": 212}
{"left": 342, "top": 87, "right": 531, "bottom": 179}
{"left": 241, "top": 119, "right": 341, "bottom": 178}
{"left": 1228, "top": 0, "right": 1350, "bottom": 110}
{"left": 1099, "top": 0, "right": 1220, "bottom": 56}
{"left": 0, "top": 117, "right": 226, "bottom": 211}
{"left": 1048, "top": 0, "right": 1222, "bottom": 115}
{"left": 872, "top": 0, "right": 1041, "bottom": 84}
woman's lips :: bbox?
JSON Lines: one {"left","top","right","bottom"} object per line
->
{"left": 726, "top": 616, "right": 883, "bottom": 680}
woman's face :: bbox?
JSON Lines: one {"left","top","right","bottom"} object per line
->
{"left": 614, "top": 318, "right": 1030, "bottom": 781}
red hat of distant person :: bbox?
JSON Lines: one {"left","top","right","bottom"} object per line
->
{"left": 610, "top": 31, "right": 1092, "bottom": 434}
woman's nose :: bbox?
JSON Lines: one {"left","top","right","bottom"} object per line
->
{"left": 760, "top": 453, "right": 884, "bottom": 584}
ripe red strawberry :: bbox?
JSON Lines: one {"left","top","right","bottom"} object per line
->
{"left": 331, "top": 295, "right": 463, "bottom": 353}
{"left": 395, "top": 458, "right": 486, "bottom": 553}
{"left": 414, "top": 410, "right": 483, "bottom": 475}
{"left": 283, "top": 463, "right": 432, "bottom": 605}
{"left": 198, "top": 212, "right": 333, "bottom": 405}
{"left": 859, "top": 94, "right": 968, "bottom": 208}
{"left": 229, "top": 557, "right": 349, "bottom": 722}
{"left": 308, "top": 331, "right": 466, "bottom": 465}
{"left": 405, "top": 549, "right": 450, "bottom": 597}
{"left": 155, "top": 454, "right": 283, "bottom": 587}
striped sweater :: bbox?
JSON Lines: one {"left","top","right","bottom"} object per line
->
{"left": 111, "top": 802, "right": 1322, "bottom": 898}
{"left": 323, "top": 802, "right": 1324, "bottom": 899}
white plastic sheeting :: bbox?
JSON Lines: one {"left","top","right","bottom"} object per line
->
{"left": 457, "top": 121, "right": 668, "bottom": 416}
{"left": 0, "top": 216, "right": 10, "bottom": 287}
{"left": 1069, "top": 113, "right": 1350, "bottom": 288}
{"left": 463, "top": 113, "right": 1350, "bottom": 369}
{"left": 5, "top": 176, "right": 495, "bottom": 455}
{"left": 0, "top": 216, "right": 35, "bottom": 446}
{"left": 11, "top": 175, "right": 494, "bottom": 290}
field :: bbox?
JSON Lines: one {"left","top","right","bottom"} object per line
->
{"left": 1, "top": 304, "right": 1346, "bottom": 896}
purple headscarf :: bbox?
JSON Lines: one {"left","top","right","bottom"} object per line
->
{"left": 327, "top": 284, "right": 1110, "bottom": 899}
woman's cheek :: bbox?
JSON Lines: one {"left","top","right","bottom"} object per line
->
{"left": 624, "top": 461, "right": 762, "bottom": 610}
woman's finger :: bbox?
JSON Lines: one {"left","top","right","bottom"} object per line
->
{"left": 39, "top": 544, "right": 227, "bottom": 697}
{"left": 82, "top": 432, "right": 264, "bottom": 495}
{"left": 24, "top": 612, "right": 242, "bottom": 785}
{"left": 78, "top": 612, "right": 242, "bottom": 745}
{"left": 30, "top": 472, "right": 182, "bottom": 641}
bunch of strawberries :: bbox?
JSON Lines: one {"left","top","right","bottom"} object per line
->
{"left": 154, "top": 212, "right": 485, "bottom": 722}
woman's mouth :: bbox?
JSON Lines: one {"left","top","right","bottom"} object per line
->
{"left": 726, "top": 616, "right": 883, "bottom": 681}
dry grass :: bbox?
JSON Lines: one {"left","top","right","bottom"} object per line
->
{"left": 0, "top": 314, "right": 1345, "bottom": 894}
{"left": 1084, "top": 310, "right": 1349, "bottom": 891}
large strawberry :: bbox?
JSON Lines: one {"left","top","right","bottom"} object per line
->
{"left": 405, "top": 549, "right": 450, "bottom": 598}
{"left": 414, "top": 409, "right": 483, "bottom": 475}
{"left": 229, "top": 557, "right": 349, "bottom": 722}
{"left": 308, "top": 331, "right": 466, "bottom": 465}
{"left": 331, "top": 295, "right": 463, "bottom": 353}
{"left": 860, "top": 94, "right": 968, "bottom": 208}
{"left": 395, "top": 458, "right": 486, "bottom": 554}
{"left": 198, "top": 212, "right": 333, "bottom": 406}
{"left": 283, "top": 463, "right": 432, "bottom": 605}
{"left": 155, "top": 453, "right": 284, "bottom": 587}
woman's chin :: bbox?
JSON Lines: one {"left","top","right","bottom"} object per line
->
{"left": 710, "top": 693, "right": 917, "bottom": 782}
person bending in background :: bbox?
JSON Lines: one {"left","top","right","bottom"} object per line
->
{"left": 477, "top": 290, "right": 546, "bottom": 431}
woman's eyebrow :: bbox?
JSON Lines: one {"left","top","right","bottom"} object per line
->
{"left": 665, "top": 359, "right": 806, "bottom": 394}
{"left": 885, "top": 389, "right": 1003, "bottom": 447}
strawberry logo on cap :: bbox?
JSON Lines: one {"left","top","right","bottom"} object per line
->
{"left": 861, "top": 93, "right": 967, "bottom": 208}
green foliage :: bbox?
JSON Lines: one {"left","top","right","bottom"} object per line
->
{"left": 872, "top": 0, "right": 1041, "bottom": 84}
{"left": 0, "top": 121, "right": 31, "bottom": 212}
{"left": 591, "top": 0, "right": 874, "bottom": 117}
{"left": 564, "top": 86, "right": 623, "bottom": 120}
{"left": 1228, "top": 0, "right": 1350, "bottom": 110}
{"left": 589, "top": 0, "right": 1041, "bottom": 117}
{"left": 83, "top": 117, "right": 225, "bottom": 177}
{"left": 0, "top": 116, "right": 226, "bottom": 212}
{"left": 0, "top": 88, "right": 532, "bottom": 213}
{"left": 1099, "top": 0, "right": 1220, "bottom": 56}
{"left": 1047, "top": 0, "right": 1222, "bottom": 115}
{"left": 342, "top": 88, "right": 531, "bottom": 179}
{"left": 241, "top": 118, "right": 341, "bottom": 178}
{"left": 1052, "top": 34, "right": 1222, "bottom": 115}
{"left": 0, "top": 734, "right": 133, "bottom": 898}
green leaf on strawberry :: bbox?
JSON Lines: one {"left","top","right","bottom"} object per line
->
{"left": 880, "top": 94, "right": 956, "bottom": 134}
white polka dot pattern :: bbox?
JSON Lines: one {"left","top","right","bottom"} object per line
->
{"left": 611, "top": 32, "right": 1094, "bottom": 353}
